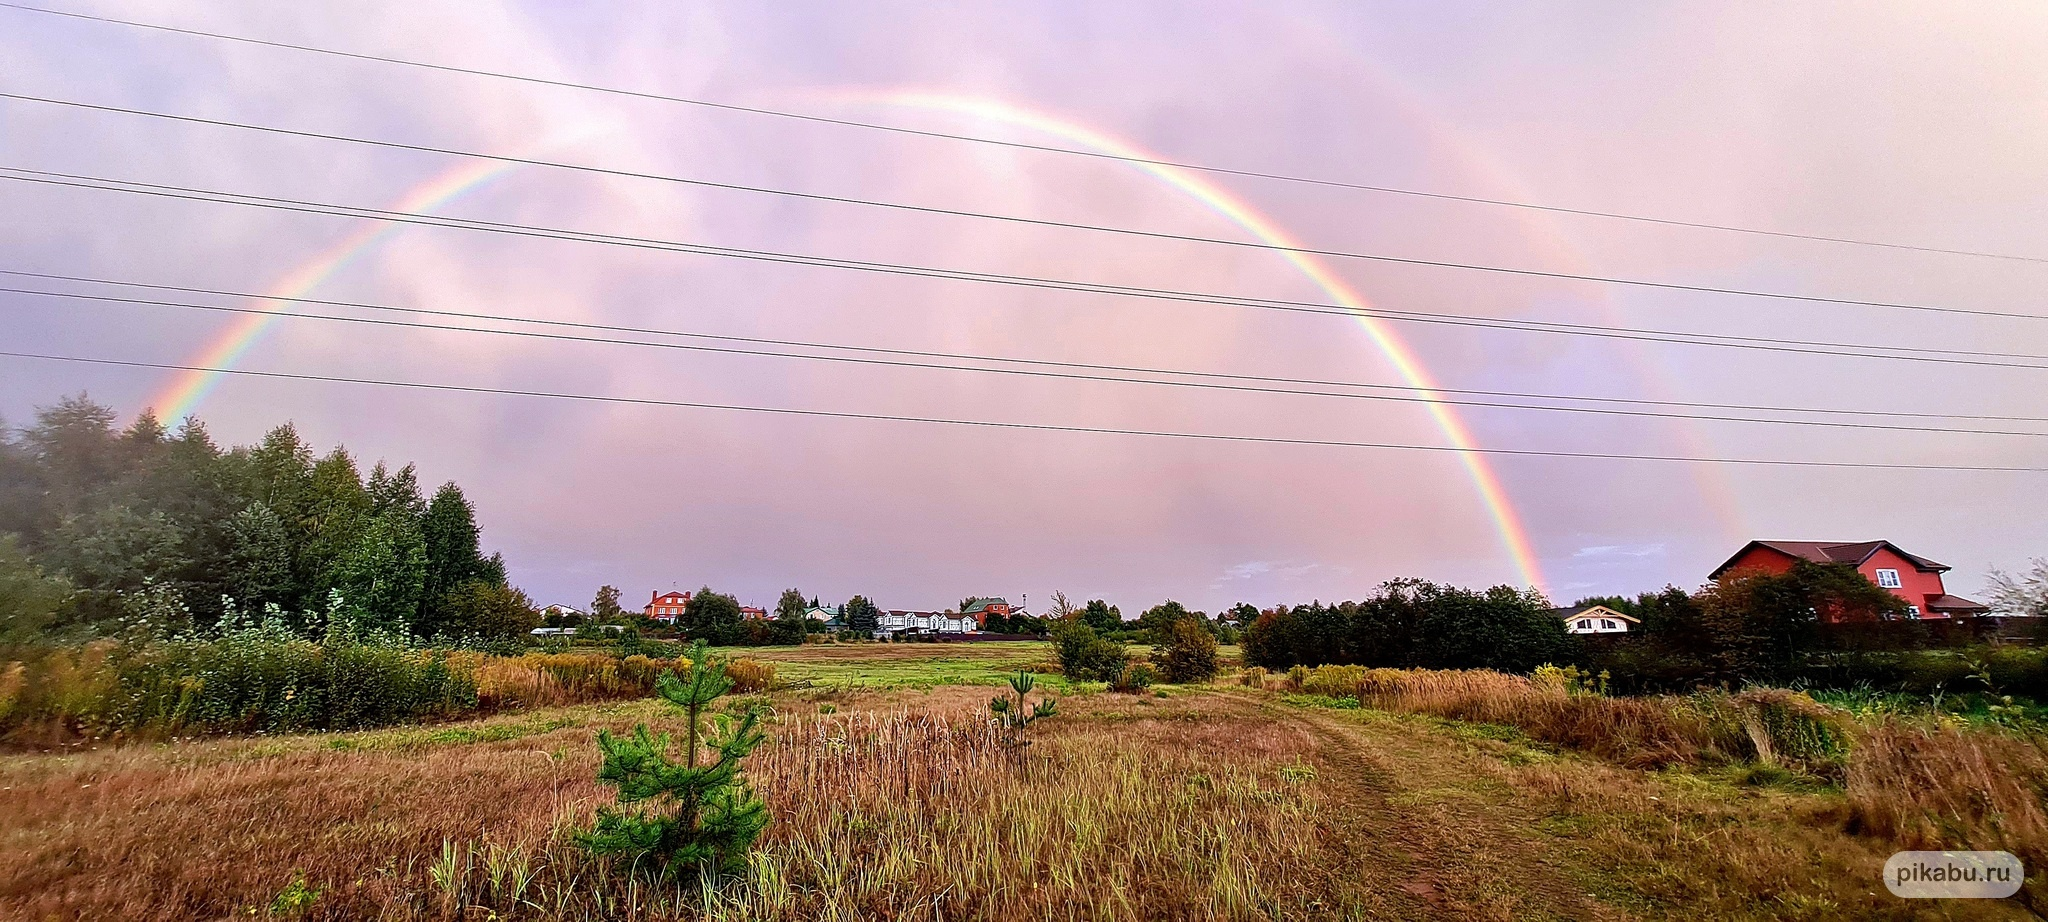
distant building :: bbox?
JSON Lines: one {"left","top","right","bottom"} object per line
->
{"left": 1555, "top": 603, "right": 1637, "bottom": 634}
{"left": 645, "top": 590, "right": 691, "bottom": 623}
{"left": 807, "top": 605, "right": 845, "bottom": 629}
{"left": 1709, "top": 540, "right": 1990, "bottom": 621}
{"left": 960, "top": 597, "right": 1017, "bottom": 629}
{"left": 539, "top": 603, "right": 586, "bottom": 620}
{"left": 739, "top": 606, "right": 770, "bottom": 621}
{"left": 875, "top": 609, "right": 979, "bottom": 636}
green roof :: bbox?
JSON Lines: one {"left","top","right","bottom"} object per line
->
{"left": 961, "top": 597, "right": 1009, "bottom": 614}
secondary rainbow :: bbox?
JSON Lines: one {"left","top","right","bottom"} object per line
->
{"left": 860, "top": 91, "right": 1549, "bottom": 591}
{"left": 148, "top": 157, "right": 521, "bottom": 424}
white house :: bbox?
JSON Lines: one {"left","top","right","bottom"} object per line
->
{"left": 540, "top": 603, "right": 587, "bottom": 620}
{"left": 874, "top": 609, "right": 979, "bottom": 636}
{"left": 1556, "top": 603, "right": 1638, "bottom": 634}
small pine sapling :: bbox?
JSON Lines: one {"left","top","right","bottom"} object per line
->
{"left": 989, "top": 671, "right": 1058, "bottom": 750}
{"left": 579, "top": 640, "right": 769, "bottom": 877}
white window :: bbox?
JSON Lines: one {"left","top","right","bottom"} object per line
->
{"left": 1601, "top": 619, "right": 1618, "bottom": 630}
{"left": 1908, "top": 605, "right": 1921, "bottom": 618}
{"left": 1875, "top": 568, "right": 1901, "bottom": 589}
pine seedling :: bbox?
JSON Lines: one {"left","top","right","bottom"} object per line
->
{"left": 579, "top": 640, "right": 768, "bottom": 877}
{"left": 989, "top": 671, "right": 1058, "bottom": 750}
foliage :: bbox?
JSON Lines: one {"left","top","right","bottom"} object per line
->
{"left": 0, "top": 396, "right": 527, "bottom": 639}
{"left": 1077, "top": 599, "right": 1122, "bottom": 634}
{"left": 1155, "top": 617, "right": 1219, "bottom": 683}
{"left": 590, "top": 585, "right": 625, "bottom": 622}
{"left": 1134, "top": 599, "right": 1199, "bottom": 642}
{"left": 1988, "top": 559, "right": 2048, "bottom": 617}
{"left": 438, "top": 580, "right": 541, "bottom": 639}
{"left": 0, "top": 535, "right": 72, "bottom": 642}
{"left": 1111, "top": 662, "right": 1156, "bottom": 693}
{"left": 724, "top": 658, "right": 777, "bottom": 693}
{"left": 680, "top": 587, "right": 743, "bottom": 645}
{"left": 1243, "top": 580, "right": 1572, "bottom": 674}
{"left": 580, "top": 640, "right": 769, "bottom": 878}
{"left": 1050, "top": 621, "right": 1128, "bottom": 682}
{"left": 843, "top": 595, "right": 880, "bottom": 636}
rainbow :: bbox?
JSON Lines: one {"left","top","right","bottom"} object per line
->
{"left": 857, "top": 91, "right": 1549, "bottom": 591}
{"left": 145, "top": 93, "right": 1551, "bottom": 590}
{"left": 148, "top": 157, "right": 521, "bottom": 423}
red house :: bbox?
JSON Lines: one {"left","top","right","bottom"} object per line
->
{"left": 645, "top": 590, "right": 691, "bottom": 623}
{"left": 740, "top": 606, "right": 769, "bottom": 621}
{"left": 1708, "top": 540, "right": 1989, "bottom": 621}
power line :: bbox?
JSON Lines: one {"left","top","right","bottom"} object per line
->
{"left": 13, "top": 281, "right": 2047, "bottom": 439}
{"left": 3, "top": 348, "right": 2042, "bottom": 472}
{"left": 7, "top": 97, "right": 2048, "bottom": 331}
{"left": 1, "top": 1, "right": 2039, "bottom": 266}
{"left": 11, "top": 91, "right": 2047, "bottom": 328}
{"left": 15, "top": 265, "right": 2043, "bottom": 425}
{"left": 7, "top": 167, "right": 2048, "bottom": 372}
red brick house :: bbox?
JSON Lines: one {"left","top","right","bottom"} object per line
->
{"left": 961, "top": 597, "right": 1018, "bottom": 629}
{"left": 645, "top": 590, "right": 691, "bottom": 624}
{"left": 739, "top": 606, "right": 769, "bottom": 621}
{"left": 1709, "top": 540, "right": 1989, "bottom": 621}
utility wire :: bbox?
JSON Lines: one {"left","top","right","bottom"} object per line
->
{"left": 7, "top": 167, "right": 2047, "bottom": 372}
{"left": 1, "top": 1, "right": 2039, "bottom": 265}
{"left": 13, "top": 282, "right": 2046, "bottom": 438}
{"left": 15, "top": 266, "right": 2043, "bottom": 425}
{"left": 9, "top": 92, "right": 2046, "bottom": 326}
{"left": 3, "top": 348, "right": 2042, "bottom": 472}
{"left": 6, "top": 94, "right": 2046, "bottom": 329}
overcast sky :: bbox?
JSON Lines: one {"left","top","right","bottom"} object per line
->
{"left": 2, "top": 0, "right": 2044, "bottom": 613}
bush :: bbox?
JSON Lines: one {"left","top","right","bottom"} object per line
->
{"left": 725, "top": 658, "right": 776, "bottom": 693}
{"left": 1051, "top": 623, "right": 1128, "bottom": 682}
{"left": 1155, "top": 618, "right": 1218, "bottom": 683}
{"left": 1111, "top": 662, "right": 1156, "bottom": 693}
{"left": 1237, "top": 666, "right": 1268, "bottom": 688}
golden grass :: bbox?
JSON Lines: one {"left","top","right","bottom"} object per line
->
{"left": 469, "top": 653, "right": 683, "bottom": 711}
{"left": 0, "top": 690, "right": 1356, "bottom": 920}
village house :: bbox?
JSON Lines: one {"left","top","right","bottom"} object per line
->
{"left": 961, "top": 597, "right": 1016, "bottom": 626}
{"left": 739, "top": 605, "right": 769, "bottom": 621}
{"left": 1555, "top": 603, "right": 1638, "bottom": 634}
{"left": 874, "top": 609, "right": 980, "bottom": 636}
{"left": 807, "top": 604, "right": 844, "bottom": 630}
{"left": 539, "top": 603, "right": 586, "bottom": 621}
{"left": 1709, "top": 540, "right": 1990, "bottom": 621}
{"left": 644, "top": 589, "right": 691, "bottom": 624}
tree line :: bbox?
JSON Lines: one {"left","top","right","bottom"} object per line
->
{"left": 1235, "top": 562, "right": 2009, "bottom": 691}
{"left": 0, "top": 396, "right": 533, "bottom": 642}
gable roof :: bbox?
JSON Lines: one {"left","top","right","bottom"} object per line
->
{"left": 961, "top": 598, "right": 1009, "bottom": 614}
{"left": 1710, "top": 540, "right": 1950, "bottom": 579}
{"left": 1552, "top": 603, "right": 1640, "bottom": 624}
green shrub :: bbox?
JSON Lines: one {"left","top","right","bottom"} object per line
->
{"left": 1051, "top": 622, "right": 1128, "bottom": 682}
{"left": 1155, "top": 618, "right": 1219, "bottom": 683}
{"left": 1112, "top": 662, "right": 1156, "bottom": 693}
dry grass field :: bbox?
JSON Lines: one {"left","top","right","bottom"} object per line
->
{"left": 0, "top": 645, "right": 2038, "bottom": 921}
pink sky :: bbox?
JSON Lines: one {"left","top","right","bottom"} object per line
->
{"left": 1, "top": 0, "right": 2044, "bottom": 613}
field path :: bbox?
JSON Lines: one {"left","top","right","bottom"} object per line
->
{"left": 1210, "top": 690, "right": 1630, "bottom": 921}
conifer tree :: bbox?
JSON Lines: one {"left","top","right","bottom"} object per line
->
{"left": 581, "top": 640, "right": 769, "bottom": 877}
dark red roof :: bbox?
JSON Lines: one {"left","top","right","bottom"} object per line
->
{"left": 1710, "top": 540, "right": 1950, "bottom": 579}
{"left": 1925, "top": 594, "right": 1990, "bottom": 613}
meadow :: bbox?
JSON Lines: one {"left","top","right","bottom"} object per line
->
{"left": 1, "top": 643, "right": 2043, "bottom": 920}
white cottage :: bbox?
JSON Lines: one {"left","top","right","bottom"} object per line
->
{"left": 1556, "top": 603, "right": 1638, "bottom": 635}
